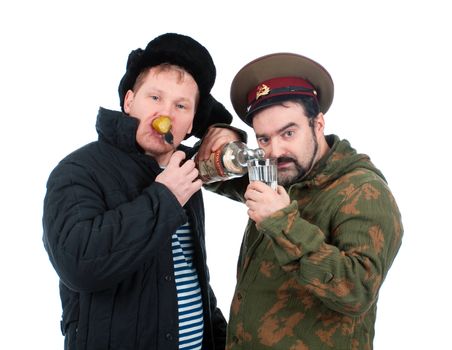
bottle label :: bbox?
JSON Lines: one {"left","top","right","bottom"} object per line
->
{"left": 197, "top": 148, "right": 226, "bottom": 183}
{"left": 223, "top": 146, "right": 246, "bottom": 174}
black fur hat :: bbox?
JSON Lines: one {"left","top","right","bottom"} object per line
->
{"left": 118, "top": 33, "right": 232, "bottom": 138}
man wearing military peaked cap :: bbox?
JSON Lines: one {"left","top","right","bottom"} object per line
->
{"left": 230, "top": 52, "right": 334, "bottom": 126}
{"left": 42, "top": 32, "right": 229, "bottom": 350}
{"left": 201, "top": 51, "right": 403, "bottom": 350}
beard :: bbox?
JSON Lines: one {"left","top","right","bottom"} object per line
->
{"left": 277, "top": 135, "right": 319, "bottom": 187}
{"left": 277, "top": 157, "right": 307, "bottom": 186}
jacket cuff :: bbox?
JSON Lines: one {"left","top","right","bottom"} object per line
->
{"left": 203, "top": 123, "right": 248, "bottom": 143}
{"left": 259, "top": 200, "right": 325, "bottom": 266}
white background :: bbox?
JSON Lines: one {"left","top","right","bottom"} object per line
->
{"left": 1, "top": 1, "right": 450, "bottom": 349}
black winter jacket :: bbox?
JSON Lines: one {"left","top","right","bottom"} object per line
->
{"left": 43, "top": 108, "right": 227, "bottom": 349}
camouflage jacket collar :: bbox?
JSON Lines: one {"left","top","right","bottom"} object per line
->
{"left": 290, "top": 134, "right": 386, "bottom": 190}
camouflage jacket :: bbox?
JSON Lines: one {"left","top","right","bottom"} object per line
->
{"left": 207, "top": 135, "right": 403, "bottom": 350}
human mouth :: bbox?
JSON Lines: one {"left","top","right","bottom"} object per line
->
{"left": 277, "top": 157, "right": 296, "bottom": 169}
{"left": 151, "top": 115, "right": 173, "bottom": 144}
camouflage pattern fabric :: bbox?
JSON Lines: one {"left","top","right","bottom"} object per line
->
{"left": 208, "top": 135, "right": 403, "bottom": 350}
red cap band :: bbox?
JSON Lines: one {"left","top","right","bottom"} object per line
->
{"left": 246, "top": 76, "right": 318, "bottom": 113}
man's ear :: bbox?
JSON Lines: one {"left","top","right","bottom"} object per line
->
{"left": 315, "top": 112, "right": 325, "bottom": 133}
{"left": 123, "top": 90, "right": 134, "bottom": 114}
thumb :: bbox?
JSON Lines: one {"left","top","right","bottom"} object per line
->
{"left": 276, "top": 185, "right": 286, "bottom": 195}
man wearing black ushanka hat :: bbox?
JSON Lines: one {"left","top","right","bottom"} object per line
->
{"left": 199, "top": 52, "right": 403, "bottom": 349}
{"left": 43, "top": 33, "right": 231, "bottom": 350}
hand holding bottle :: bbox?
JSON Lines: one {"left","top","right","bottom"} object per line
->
{"left": 196, "top": 142, "right": 265, "bottom": 184}
{"left": 155, "top": 151, "right": 202, "bottom": 206}
{"left": 197, "top": 126, "right": 241, "bottom": 161}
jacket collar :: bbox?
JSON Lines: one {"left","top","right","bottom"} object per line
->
{"left": 95, "top": 107, "right": 197, "bottom": 160}
{"left": 95, "top": 107, "right": 142, "bottom": 153}
{"left": 291, "top": 134, "right": 386, "bottom": 190}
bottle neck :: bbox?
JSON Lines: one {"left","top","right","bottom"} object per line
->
{"left": 237, "top": 147, "right": 265, "bottom": 166}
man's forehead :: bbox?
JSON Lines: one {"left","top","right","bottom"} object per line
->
{"left": 253, "top": 103, "right": 307, "bottom": 131}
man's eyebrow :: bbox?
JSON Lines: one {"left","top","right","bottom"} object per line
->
{"left": 255, "top": 122, "right": 298, "bottom": 138}
{"left": 176, "top": 96, "right": 193, "bottom": 103}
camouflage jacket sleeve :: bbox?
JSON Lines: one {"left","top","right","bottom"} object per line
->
{"left": 258, "top": 176, "right": 403, "bottom": 316}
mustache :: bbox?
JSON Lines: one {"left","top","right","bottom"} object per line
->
{"left": 277, "top": 156, "right": 297, "bottom": 164}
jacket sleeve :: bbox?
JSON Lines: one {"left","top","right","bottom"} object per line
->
{"left": 203, "top": 173, "right": 249, "bottom": 203}
{"left": 208, "top": 285, "right": 227, "bottom": 349}
{"left": 42, "top": 161, "right": 187, "bottom": 292}
{"left": 259, "top": 178, "right": 403, "bottom": 316}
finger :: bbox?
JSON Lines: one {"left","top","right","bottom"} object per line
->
{"left": 252, "top": 181, "right": 270, "bottom": 192}
{"left": 199, "top": 128, "right": 239, "bottom": 159}
{"left": 247, "top": 182, "right": 267, "bottom": 195}
{"left": 187, "top": 167, "right": 200, "bottom": 182}
{"left": 191, "top": 178, "right": 203, "bottom": 188}
{"left": 197, "top": 128, "right": 218, "bottom": 159}
{"left": 246, "top": 182, "right": 258, "bottom": 192}
{"left": 203, "top": 126, "right": 217, "bottom": 139}
{"left": 245, "top": 198, "right": 259, "bottom": 210}
{"left": 276, "top": 185, "right": 286, "bottom": 195}
{"left": 201, "top": 136, "right": 224, "bottom": 158}
{"left": 181, "top": 159, "right": 196, "bottom": 172}
{"left": 247, "top": 208, "right": 258, "bottom": 222}
{"left": 244, "top": 189, "right": 256, "bottom": 201}
{"left": 198, "top": 141, "right": 215, "bottom": 161}
{"left": 212, "top": 138, "right": 229, "bottom": 152}
{"left": 246, "top": 184, "right": 265, "bottom": 200}
{"left": 169, "top": 150, "right": 186, "bottom": 167}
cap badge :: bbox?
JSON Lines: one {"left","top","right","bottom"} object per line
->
{"left": 256, "top": 84, "right": 270, "bottom": 100}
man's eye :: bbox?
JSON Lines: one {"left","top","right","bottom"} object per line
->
{"left": 284, "top": 130, "right": 294, "bottom": 137}
{"left": 150, "top": 95, "right": 159, "bottom": 101}
{"left": 176, "top": 103, "right": 186, "bottom": 110}
{"left": 257, "top": 137, "right": 269, "bottom": 145}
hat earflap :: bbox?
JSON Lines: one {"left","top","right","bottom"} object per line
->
{"left": 186, "top": 94, "right": 233, "bottom": 139}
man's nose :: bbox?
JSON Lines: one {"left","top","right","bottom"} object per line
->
{"left": 267, "top": 139, "right": 283, "bottom": 158}
{"left": 156, "top": 101, "right": 175, "bottom": 118}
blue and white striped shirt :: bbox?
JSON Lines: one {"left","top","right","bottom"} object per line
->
{"left": 171, "top": 221, "right": 204, "bottom": 349}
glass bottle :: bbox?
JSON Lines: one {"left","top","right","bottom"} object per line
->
{"left": 196, "top": 141, "right": 265, "bottom": 184}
